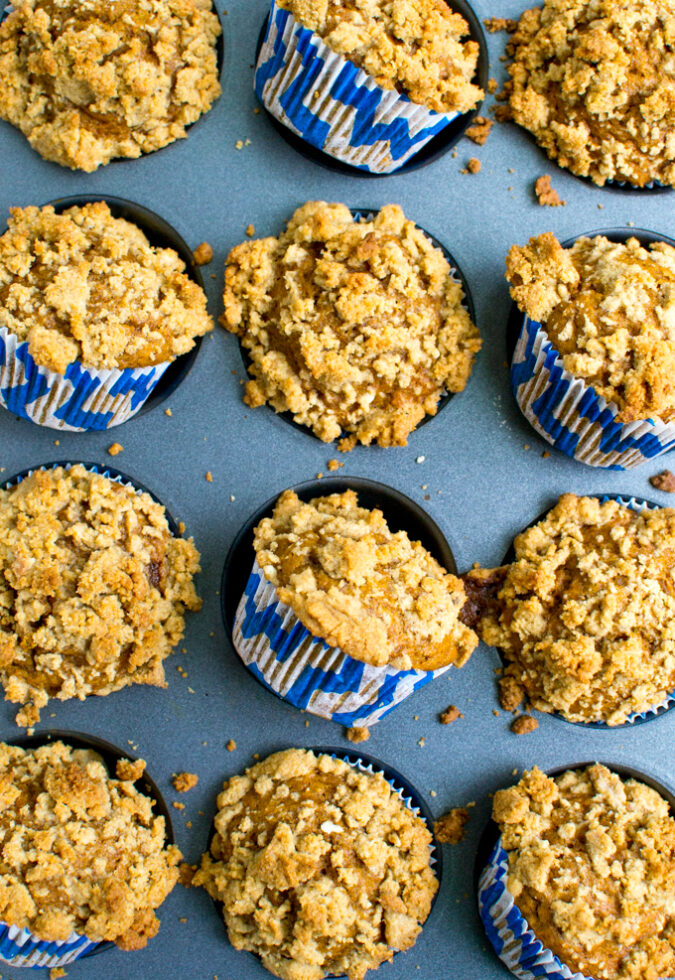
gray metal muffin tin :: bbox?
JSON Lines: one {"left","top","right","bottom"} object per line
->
{"left": 1, "top": 0, "right": 674, "bottom": 977}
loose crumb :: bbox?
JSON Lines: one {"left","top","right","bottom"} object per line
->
{"left": 416, "top": 455, "right": 425, "bottom": 463}
{"left": 205, "top": 471, "right": 213, "bottom": 482}
{"left": 466, "top": 157, "right": 481, "bottom": 173}
{"left": 226, "top": 739, "right": 237, "bottom": 751}
{"left": 434, "top": 807, "right": 470, "bottom": 844}
{"left": 235, "top": 139, "right": 243, "bottom": 149}
{"left": 465, "top": 115, "right": 493, "bottom": 145}
{"left": 483, "top": 16, "right": 518, "bottom": 33}
{"left": 107, "top": 442, "right": 123, "bottom": 456}
{"left": 327, "top": 459, "right": 344, "bottom": 472}
{"left": 165, "top": 407, "right": 173, "bottom": 416}
{"left": 417, "top": 737, "right": 426, "bottom": 747}
{"left": 542, "top": 450, "right": 550, "bottom": 458}
{"left": 172, "top": 772, "right": 199, "bottom": 793}
{"left": 487, "top": 78, "right": 498, "bottom": 94}
{"left": 439, "top": 705, "right": 463, "bottom": 724}
{"left": 172, "top": 801, "right": 186, "bottom": 810}
{"left": 345, "top": 726, "right": 370, "bottom": 743}
{"left": 316, "top": 472, "right": 323, "bottom": 479}
{"left": 492, "top": 709, "right": 500, "bottom": 716}
{"left": 511, "top": 715, "right": 539, "bottom": 735}
{"left": 650, "top": 470, "right": 675, "bottom": 493}
{"left": 50, "top": 969, "right": 67, "bottom": 979}
{"left": 534, "top": 174, "right": 566, "bottom": 207}
{"left": 178, "top": 521, "right": 186, "bottom": 535}
{"left": 179, "top": 862, "right": 197, "bottom": 886}
{"left": 246, "top": 224, "right": 255, "bottom": 237}
{"left": 192, "top": 241, "right": 214, "bottom": 266}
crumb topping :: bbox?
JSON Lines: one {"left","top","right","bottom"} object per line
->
{"left": 470, "top": 493, "right": 675, "bottom": 725}
{"left": 223, "top": 202, "right": 481, "bottom": 450}
{"left": 434, "top": 807, "right": 468, "bottom": 843}
{"left": 505, "top": 0, "right": 675, "bottom": 187}
{"left": 0, "top": 0, "right": 221, "bottom": 171}
{"left": 0, "top": 465, "right": 202, "bottom": 726}
{"left": 493, "top": 764, "right": 675, "bottom": 979}
{"left": 0, "top": 202, "right": 213, "bottom": 373}
{"left": 172, "top": 772, "right": 198, "bottom": 792}
{"left": 279, "top": 0, "right": 482, "bottom": 113}
{"left": 253, "top": 489, "right": 478, "bottom": 671}
{"left": 0, "top": 741, "right": 180, "bottom": 948}
{"left": 194, "top": 748, "right": 438, "bottom": 980}
{"left": 506, "top": 232, "right": 675, "bottom": 422}
{"left": 534, "top": 174, "right": 565, "bottom": 206}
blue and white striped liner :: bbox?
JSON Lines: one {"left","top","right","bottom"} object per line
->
{"left": 478, "top": 838, "right": 586, "bottom": 980}
{"left": 0, "top": 923, "right": 100, "bottom": 969}
{"left": 233, "top": 559, "right": 454, "bottom": 727}
{"left": 511, "top": 314, "right": 675, "bottom": 469}
{"left": 0, "top": 324, "right": 170, "bottom": 431}
{"left": 254, "top": 0, "right": 460, "bottom": 174}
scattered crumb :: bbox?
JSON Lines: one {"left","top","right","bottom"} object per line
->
{"left": 316, "top": 472, "right": 323, "bottom": 479}
{"left": 430, "top": 789, "right": 437, "bottom": 797}
{"left": 327, "top": 459, "right": 344, "bottom": 472}
{"left": 417, "top": 737, "right": 426, "bottom": 747}
{"left": 172, "top": 772, "right": 199, "bottom": 793}
{"left": 179, "top": 917, "right": 187, "bottom": 923}
{"left": 511, "top": 715, "right": 539, "bottom": 735}
{"left": 416, "top": 455, "right": 425, "bottom": 463}
{"left": 107, "top": 442, "right": 123, "bottom": 456}
{"left": 413, "top": 715, "right": 419, "bottom": 721}
{"left": 205, "top": 471, "right": 213, "bottom": 482}
{"left": 483, "top": 16, "right": 517, "bottom": 32}
{"left": 178, "top": 521, "right": 186, "bottom": 535}
{"left": 440, "top": 705, "right": 463, "bottom": 724}
{"left": 535, "top": 174, "right": 566, "bottom": 206}
{"left": 165, "top": 407, "right": 173, "bottom": 416}
{"left": 542, "top": 451, "right": 550, "bottom": 458}
{"left": 345, "top": 726, "right": 370, "bottom": 743}
{"left": 192, "top": 241, "right": 214, "bottom": 266}
{"left": 434, "top": 807, "right": 470, "bottom": 844}
{"left": 304, "top": 719, "right": 310, "bottom": 727}
{"left": 230, "top": 494, "right": 236, "bottom": 502}
{"left": 523, "top": 444, "right": 530, "bottom": 450}
{"left": 235, "top": 139, "right": 243, "bottom": 149}
{"left": 650, "top": 470, "right": 675, "bottom": 493}
{"left": 465, "top": 116, "right": 493, "bottom": 145}
{"left": 597, "top": 203, "right": 604, "bottom": 209}
{"left": 492, "top": 709, "right": 500, "bottom": 717}
{"left": 246, "top": 224, "right": 255, "bottom": 237}
{"left": 254, "top": 106, "right": 260, "bottom": 114}
{"left": 487, "top": 77, "right": 498, "bottom": 94}
{"left": 49, "top": 969, "right": 66, "bottom": 980}
{"left": 226, "top": 739, "right": 237, "bottom": 751}
{"left": 172, "top": 801, "right": 186, "bottom": 810}
{"left": 54, "top": 439, "right": 60, "bottom": 445}
{"left": 466, "top": 157, "right": 481, "bottom": 173}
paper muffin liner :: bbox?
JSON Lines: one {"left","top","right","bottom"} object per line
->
{"left": 0, "top": 324, "right": 171, "bottom": 431}
{"left": 233, "top": 558, "right": 454, "bottom": 727}
{"left": 0, "top": 923, "right": 101, "bottom": 969}
{"left": 510, "top": 314, "right": 675, "bottom": 469}
{"left": 254, "top": 0, "right": 461, "bottom": 174}
{"left": 478, "top": 838, "right": 586, "bottom": 980}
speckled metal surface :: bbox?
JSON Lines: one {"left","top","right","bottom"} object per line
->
{"left": 1, "top": 1, "right": 674, "bottom": 977}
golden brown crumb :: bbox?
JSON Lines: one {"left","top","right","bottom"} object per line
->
{"left": 194, "top": 749, "right": 438, "bottom": 980}
{"left": 345, "top": 725, "right": 370, "bottom": 743}
{"left": 178, "top": 862, "right": 197, "bottom": 887}
{"left": 172, "top": 801, "right": 185, "bottom": 810}
{"left": 434, "top": 807, "right": 469, "bottom": 843}
{"left": 49, "top": 969, "right": 66, "bottom": 980}
{"left": 226, "top": 739, "right": 236, "bottom": 752}
{"left": 439, "top": 704, "right": 463, "bottom": 724}
{"left": 650, "top": 471, "right": 675, "bottom": 493}
{"left": 205, "top": 471, "right": 214, "bottom": 483}
{"left": 467, "top": 157, "right": 481, "bottom": 173}
{"left": 116, "top": 758, "right": 146, "bottom": 782}
{"left": 499, "top": 675, "right": 525, "bottom": 712}
{"left": 245, "top": 224, "right": 255, "bottom": 237}
{"left": 487, "top": 78, "right": 498, "bottom": 94}
{"left": 107, "top": 442, "right": 123, "bottom": 457}
{"left": 483, "top": 16, "right": 518, "bottom": 32}
{"left": 178, "top": 521, "right": 186, "bottom": 535}
{"left": 511, "top": 715, "right": 539, "bottom": 735}
{"left": 192, "top": 241, "right": 214, "bottom": 266}
{"left": 172, "top": 772, "right": 199, "bottom": 793}
{"left": 465, "top": 115, "right": 493, "bottom": 144}
{"left": 534, "top": 174, "right": 566, "bottom": 206}
{"left": 165, "top": 407, "right": 173, "bottom": 416}
{"left": 0, "top": 0, "right": 221, "bottom": 171}
{"left": 327, "top": 459, "right": 344, "bottom": 472}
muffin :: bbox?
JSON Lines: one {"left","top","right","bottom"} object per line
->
{"left": 0, "top": 464, "right": 202, "bottom": 726}
{"left": 462, "top": 493, "right": 675, "bottom": 726}
{"left": 0, "top": 201, "right": 213, "bottom": 429}
{"left": 224, "top": 202, "right": 481, "bottom": 449}
{"left": 232, "top": 486, "right": 477, "bottom": 726}
{"left": 506, "top": 231, "right": 675, "bottom": 467}
{"left": 479, "top": 763, "right": 675, "bottom": 980}
{"left": 255, "top": 0, "right": 484, "bottom": 172}
{"left": 0, "top": 0, "right": 222, "bottom": 171}
{"left": 503, "top": 0, "right": 675, "bottom": 187}
{"left": 0, "top": 739, "right": 180, "bottom": 967}
{"left": 193, "top": 748, "right": 438, "bottom": 980}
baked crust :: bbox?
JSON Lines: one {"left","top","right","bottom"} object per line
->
{"left": 279, "top": 0, "right": 483, "bottom": 113}
{"left": 0, "top": 202, "right": 213, "bottom": 373}
{"left": 0, "top": 741, "right": 181, "bottom": 948}
{"left": 0, "top": 465, "right": 202, "bottom": 726}
{"left": 506, "top": 232, "right": 675, "bottom": 423}
{"left": 223, "top": 202, "right": 481, "bottom": 450}
{"left": 504, "top": 0, "right": 675, "bottom": 187}
{"left": 493, "top": 764, "right": 675, "bottom": 980}
{"left": 253, "top": 489, "right": 477, "bottom": 671}
{"left": 467, "top": 493, "right": 675, "bottom": 725}
{"left": 0, "top": 0, "right": 221, "bottom": 171}
{"left": 194, "top": 748, "right": 438, "bottom": 980}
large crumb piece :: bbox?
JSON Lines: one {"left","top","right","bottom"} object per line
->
{"left": 345, "top": 726, "right": 370, "bottom": 743}
{"left": 116, "top": 758, "right": 146, "bottom": 782}
{"left": 650, "top": 471, "right": 675, "bottom": 493}
{"left": 434, "top": 807, "right": 469, "bottom": 843}
{"left": 510, "top": 715, "right": 538, "bottom": 735}
{"left": 194, "top": 749, "right": 438, "bottom": 980}
{"left": 192, "top": 241, "right": 214, "bottom": 266}
{"left": 439, "top": 704, "right": 463, "bottom": 724}
{"left": 464, "top": 115, "right": 493, "bottom": 145}
{"left": 534, "top": 175, "right": 565, "bottom": 206}
{"left": 173, "top": 772, "right": 199, "bottom": 793}
{"left": 107, "top": 442, "right": 123, "bottom": 457}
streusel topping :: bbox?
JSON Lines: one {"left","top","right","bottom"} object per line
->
{"left": 469, "top": 493, "right": 675, "bottom": 725}
{"left": 194, "top": 748, "right": 438, "bottom": 980}
{"left": 253, "top": 489, "right": 477, "bottom": 671}
{"left": 0, "top": 202, "right": 213, "bottom": 373}
{"left": 0, "top": 741, "right": 181, "bottom": 948}
{"left": 504, "top": 0, "right": 675, "bottom": 187}
{"left": 224, "top": 202, "right": 481, "bottom": 450}
{"left": 0, "top": 465, "right": 202, "bottom": 727}
{"left": 506, "top": 232, "right": 675, "bottom": 422}
{"left": 279, "top": 0, "right": 483, "bottom": 113}
{"left": 0, "top": 0, "right": 221, "bottom": 171}
{"left": 493, "top": 764, "right": 675, "bottom": 979}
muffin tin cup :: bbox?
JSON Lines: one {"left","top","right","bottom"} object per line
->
{"left": 254, "top": 0, "right": 483, "bottom": 175}
{"left": 509, "top": 227, "right": 675, "bottom": 470}
{"left": 0, "top": 729, "right": 174, "bottom": 969}
{"left": 224, "top": 477, "right": 459, "bottom": 727}
{"left": 476, "top": 761, "right": 675, "bottom": 980}
{"left": 0, "top": 194, "right": 206, "bottom": 432}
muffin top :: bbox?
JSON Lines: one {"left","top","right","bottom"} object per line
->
{"left": 279, "top": 0, "right": 483, "bottom": 114}
{"left": 493, "top": 764, "right": 675, "bottom": 980}
{"left": 0, "top": 202, "right": 213, "bottom": 373}
{"left": 0, "top": 465, "right": 202, "bottom": 727}
{"left": 224, "top": 202, "right": 481, "bottom": 450}
{"left": 506, "top": 232, "right": 675, "bottom": 422}
{"left": 253, "top": 488, "right": 477, "bottom": 671}
{"left": 465, "top": 493, "right": 675, "bottom": 725}
{"left": 0, "top": 0, "right": 221, "bottom": 171}
{"left": 0, "top": 740, "right": 180, "bottom": 948}
{"left": 194, "top": 748, "right": 438, "bottom": 980}
{"left": 504, "top": 0, "right": 675, "bottom": 187}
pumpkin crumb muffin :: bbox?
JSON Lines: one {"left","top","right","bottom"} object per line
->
{"left": 254, "top": 489, "right": 478, "bottom": 671}
{"left": 223, "top": 202, "right": 481, "bottom": 450}
{"left": 0, "top": 0, "right": 221, "bottom": 171}
{"left": 464, "top": 493, "right": 675, "bottom": 726}
{"left": 0, "top": 202, "right": 213, "bottom": 375}
{"left": 194, "top": 748, "right": 438, "bottom": 980}
{"left": 0, "top": 740, "right": 180, "bottom": 949}
{"left": 279, "top": 0, "right": 483, "bottom": 114}
{"left": 0, "top": 465, "right": 202, "bottom": 726}
{"left": 492, "top": 764, "right": 675, "bottom": 979}
{"left": 503, "top": 0, "right": 675, "bottom": 187}
{"left": 506, "top": 232, "right": 675, "bottom": 423}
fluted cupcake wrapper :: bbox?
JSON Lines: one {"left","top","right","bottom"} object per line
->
{"left": 510, "top": 315, "right": 675, "bottom": 469}
{"left": 233, "top": 559, "right": 452, "bottom": 727}
{"left": 254, "top": 0, "right": 459, "bottom": 174}
{"left": 0, "top": 325, "right": 170, "bottom": 431}
{"left": 0, "top": 922, "right": 100, "bottom": 969}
